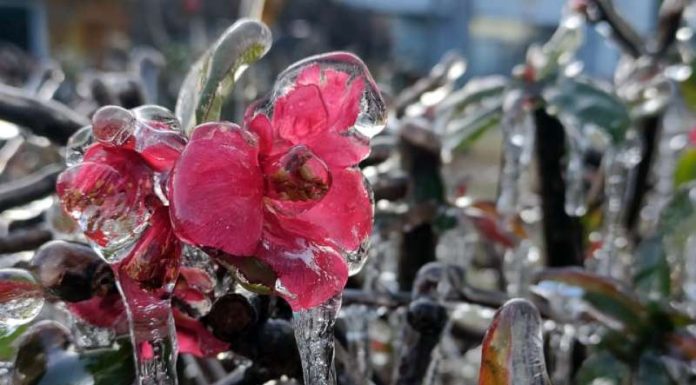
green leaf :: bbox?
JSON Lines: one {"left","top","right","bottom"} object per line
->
{"left": 575, "top": 350, "right": 630, "bottom": 385}
{"left": 176, "top": 19, "right": 272, "bottom": 133}
{"left": 533, "top": 268, "right": 647, "bottom": 332}
{"left": 478, "top": 299, "right": 551, "bottom": 385}
{"left": 674, "top": 148, "right": 696, "bottom": 188}
{"left": 633, "top": 235, "right": 671, "bottom": 300}
{"left": 543, "top": 76, "right": 631, "bottom": 144}
{"left": 0, "top": 324, "right": 26, "bottom": 360}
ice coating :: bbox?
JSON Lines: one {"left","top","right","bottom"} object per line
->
{"left": 478, "top": 299, "right": 551, "bottom": 385}
{"left": 293, "top": 294, "right": 342, "bottom": 385}
{"left": 0, "top": 268, "right": 45, "bottom": 337}
{"left": 58, "top": 105, "right": 185, "bottom": 260}
{"left": 496, "top": 90, "right": 535, "bottom": 220}
{"left": 263, "top": 51, "right": 386, "bottom": 141}
{"left": 175, "top": 19, "right": 273, "bottom": 132}
{"left": 92, "top": 105, "right": 136, "bottom": 146}
{"left": 65, "top": 125, "right": 93, "bottom": 166}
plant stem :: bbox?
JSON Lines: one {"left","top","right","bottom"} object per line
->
{"left": 533, "top": 108, "right": 584, "bottom": 267}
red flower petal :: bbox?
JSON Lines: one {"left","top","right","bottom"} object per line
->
{"left": 273, "top": 84, "right": 329, "bottom": 144}
{"left": 66, "top": 293, "right": 126, "bottom": 329}
{"left": 256, "top": 220, "right": 349, "bottom": 310}
{"left": 302, "top": 129, "right": 369, "bottom": 168}
{"left": 169, "top": 122, "right": 264, "bottom": 256}
{"left": 174, "top": 267, "right": 215, "bottom": 308}
{"left": 263, "top": 69, "right": 368, "bottom": 167}
{"left": 133, "top": 122, "right": 187, "bottom": 172}
{"left": 296, "top": 65, "right": 364, "bottom": 133}
{"left": 274, "top": 168, "right": 372, "bottom": 252}
{"left": 57, "top": 145, "right": 154, "bottom": 247}
{"left": 246, "top": 113, "right": 275, "bottom": 156}
{"left": 120, "top": 206, "right": 181, "bottom": 290}
{"left": 174, "top": 309, "right": 229, "bottom": 357}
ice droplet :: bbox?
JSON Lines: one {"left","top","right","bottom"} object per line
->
{"left": 92, "top": 106, "right": 136, "bottom": 146}
{"left": 0, "top": 268, "right": 44, "bottom": 337}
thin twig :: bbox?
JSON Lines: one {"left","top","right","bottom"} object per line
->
{"left": 653, "top": 0, "right": 687, "bottom": 57}
{"left": 586, "top": 0, "right": 645, "bottom": 58}
{"left": 0, "top": 164, "right": 63, "bottom": 213}
{"left": 0, "top": 226, "right": 52, "bottom": 253}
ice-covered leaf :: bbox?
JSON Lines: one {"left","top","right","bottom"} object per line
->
{"left": 532, "top": 268, "right": 647, "bottom": 331}
{"left": 441, "top": 99, "right": 503, "bottom": 153}
{"left": 175, "top": 19, "right": 272, "bottom": 132}
{"left": 478, "top": 299, "right": 551, "bottom": 385}
{"left": 544, "top": 76, "right": 631, "bottom": 145}
{"left": 435, "top": 75, "right": 508, "bottom": 116}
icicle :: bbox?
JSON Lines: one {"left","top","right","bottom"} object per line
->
{"left": 593, "top": 141, "right": 641, "bottom": 279}
{"left": 496, "top": 90, "right": 535, "bottom": 219}
{"left": 549, "top": 324, "right": 576, "bottom": 385}
{"left": 559, "top": 115, "right": 588, "bottom": 217}
{"left": 293, "top": 294, "right": 342, "bottom": 385}
{"left": 118, "top": 274, "right": 179, "bottom": 385}
{"left": 340, "top": 305, "right": 372, "bottom": 385}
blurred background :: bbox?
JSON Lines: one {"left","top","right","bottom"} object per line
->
{"left": 0, "top": 0, "right": 661, "bottom": 92}
{"left": 0, "top": 0, "right": 665, "bottom": 201}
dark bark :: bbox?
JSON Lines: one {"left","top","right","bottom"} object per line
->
{"left": 534, "top": 108, "right": 584, "bottom": 267}
{"left": 398, "top": 124, "right": 445, "bottom": 290}
{"left": 0, "top": 84, "right": 88, "bottom": 145}
{"left": 0, "top": 227, "right": 52, "bottom": 254}
{"left": 0, "top": 164, "right": 63, "bottom": 213}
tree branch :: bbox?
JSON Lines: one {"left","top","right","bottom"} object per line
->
{"left": 0, "top": 84, "right": 88, "bottom": 145}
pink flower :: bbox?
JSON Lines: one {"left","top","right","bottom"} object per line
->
{"left": 56, "top": 106, "right": 186, "bottom": 288}
{"left": 169, "top": 53, "right": 385, "bottom": 310}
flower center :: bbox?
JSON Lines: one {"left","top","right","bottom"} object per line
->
{"left": 264, "top": 145, "right": 331, "bottom": 214}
